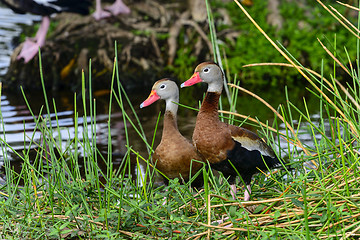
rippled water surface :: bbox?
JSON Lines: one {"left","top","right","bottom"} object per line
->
{"left": 0, "top": 6, "right": 40, "bottom": 75}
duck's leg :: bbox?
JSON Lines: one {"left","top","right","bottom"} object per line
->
{"left": 34, "top": 15, "right": 50, "bottom": 44}
{"left": 230, "top": 184, "right": 237, "bottom": 200}
{"left": 244, "top": 184, "right": 251, "bottom": 201}
{"left": 161, "top": 187, "right": 169, "bottom": 205}
{"left": 105, "top": 0, "right": 130, "bottom": 15}
{"left": 17, "top": 16, "right": 50, "bottom": 63}
{"left": 92, "top": 0, "right": 111, "bottom": 20}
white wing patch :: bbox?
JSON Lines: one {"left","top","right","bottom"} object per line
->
{"left": 34, "top": 0, "right": 63, "bottom": 11}
{"left": 231, "top": 136, "right": 274, "bottom": 157}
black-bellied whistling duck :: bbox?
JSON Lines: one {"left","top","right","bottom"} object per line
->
{"left": 181, "top": 62, "right": 283, "bottom": 201}
{"left": 92, "top": 0, "right": 130, "bottom": 20}
{"left": 140, "top": 79, "right": 204, "bottom": 187}
{"left": 0, "top": 0, "right": 91, "bottom": 63}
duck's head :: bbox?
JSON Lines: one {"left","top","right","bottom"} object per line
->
{"left": 140, "top": 79, "right": 179, "bottom": 108}
{"left": 181, "top": 62, "right": 224, "bottom": 93}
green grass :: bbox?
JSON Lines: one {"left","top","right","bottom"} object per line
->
{"left": 168, "top": 0, "right": 357, "bottom": 88}
{"left": 1, "top": 0, "right": 360, "bottom": 239}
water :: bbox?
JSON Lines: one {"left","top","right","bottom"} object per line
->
{"left": 0, "top": 6, "right": 41, "bottom": 75}
{"left": 0, "top": 6, "right": 121, "bottom": 178}
{"left": 0, "top": 4, "right": 322, "bottom": 180}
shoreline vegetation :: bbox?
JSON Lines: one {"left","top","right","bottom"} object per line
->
{"left": 1, "top": 0, "right": 360, "bottom": 239}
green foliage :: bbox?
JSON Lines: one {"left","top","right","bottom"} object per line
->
{"left": 167, "top": 44, "right": 198, "bottom": 80}
{"left": 172, "top": 0, "right": 357, "bottom": 87}
{"left": 165, "top": 28, "right": 199, "bottom": 80}
{"left": 224, "top": 0, "right": 356, "bottom": 86}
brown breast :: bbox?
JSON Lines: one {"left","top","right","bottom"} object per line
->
{"left": 192, "top": 92, "right": 235, "bottom": 164}
{"left": 193, "top": 113, "right": 235, "bottom": 164}
{"left": 153, "top": 111, "right": 203, "bottom": 180}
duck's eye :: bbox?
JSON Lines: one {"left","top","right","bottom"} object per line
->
{"left": 203, "top": 68, "right": 210, "bottom": 73}
{"left": 160, "top": 84, "right": 166, "bottom": 89}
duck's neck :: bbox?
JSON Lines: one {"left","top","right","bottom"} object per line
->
{"left": 198, "top": 91, "right": 220, "bottom": 120}
{"left": 162, "top": 98, "right": 179, "bottom": 134}
{"left": 207, "top": 79, "right": 223, "bottom": 94}
{"left": 165, "top": 97, "right": 178, "bottom": 115}
{"left": 162, "top": 111, "right": 178, "bottom": 138}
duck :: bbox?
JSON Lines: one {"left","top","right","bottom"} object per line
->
{"left": 181, "top": 62, "right": 283, "bottom": 201}
{"left": 140, "top": 79, "right": 204, "bottom": 188}
{"left": 92, "top": 0, "right": 130, "bottom": 20}
{"left": 0, "top": 0, "right": 91, "bottom": 63}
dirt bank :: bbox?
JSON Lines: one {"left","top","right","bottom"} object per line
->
{"left": 3, "top": 0, "right": 219, "bottom": 91}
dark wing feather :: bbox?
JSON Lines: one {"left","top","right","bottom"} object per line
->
{"left": 0, "top": 0, "right": 91, "bottom": 15}
{"left": 212, "top": 141, "right": 281, "bottom": 185}
{"left": 227, "top": 124, "right": 276, "bottom": 157}
{"left": 210, "top": 124, "right": 282, "bottom": 185}
{"left": 0, "top": 0, "right": 27, "bottom": 13}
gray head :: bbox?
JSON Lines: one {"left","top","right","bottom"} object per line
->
{"left": 140, "top": 78, "right": 179, "bottom": 113}
{"left": 181, "top": 62, "right": 224, "bottom": 93}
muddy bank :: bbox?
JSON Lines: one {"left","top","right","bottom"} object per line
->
{"left": 3, "top": 0, "right": 221, "bottom": 91}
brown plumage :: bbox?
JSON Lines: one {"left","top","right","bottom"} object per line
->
{"left": 181, "top": 62, "right": 283, "bottom": 200}
{"left": 140, "top": 79, "right": 204, "bottom": 187}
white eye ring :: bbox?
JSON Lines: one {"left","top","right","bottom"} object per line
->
{"left": 160, "top": 84, "right": 166, "bottom": 89}
{"left": 204, "top": 68, "right": 209, "bottom": 73}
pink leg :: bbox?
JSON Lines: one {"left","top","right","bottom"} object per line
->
{"left": 162, "top": 188, "right": 168, "bottom": 205}
{"left": 17, "top": 16, "right": 50, "bottom": 63}
{"left": 92, "top": 0, "right": 111, "bottom": 20}
{"left": 230, "top": 184, "right": 237, "bottom": 200}
{"left": 211, "top": 216, "right": 233, "bottom": 228}
{"left": 34, "top": 16, "right": 50, "bottom": 44}
{"left": 244, "top": 184, "right": 251, "bottom": 201}
{"left": 105, "top": 0, "right": 130, "bottom": 15}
